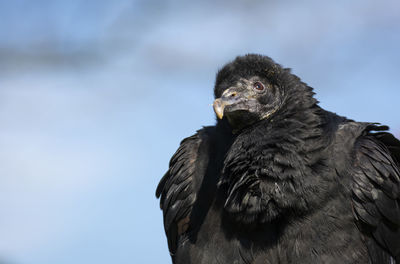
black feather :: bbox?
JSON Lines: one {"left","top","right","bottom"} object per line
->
{"left": 156, "top": 54, "right": 400, "bottom": 264}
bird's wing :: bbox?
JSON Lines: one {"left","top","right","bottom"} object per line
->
{"left": 352, "top": 125, "right": 400, "bottom": 263}
{"left": 156, "top": 127, "right": 212, "bottom": 255}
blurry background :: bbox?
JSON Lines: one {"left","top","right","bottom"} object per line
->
{"left": 0, "top": 0, "right": 399, "bottom": 263}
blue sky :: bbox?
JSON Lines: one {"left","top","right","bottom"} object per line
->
{"left": 0, "top": 0, "right": 399, "bottom": 263}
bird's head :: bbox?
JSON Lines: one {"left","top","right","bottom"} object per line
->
{"left": 213, "top": 54, "right": 314, "bottom": 132}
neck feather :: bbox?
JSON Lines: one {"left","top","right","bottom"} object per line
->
{"left": 219, "top": 90, "right": 329, "bottom": 225}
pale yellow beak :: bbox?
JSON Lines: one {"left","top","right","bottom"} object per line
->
{"left": 213, "top": 98, "right": 225, "bottom": 119}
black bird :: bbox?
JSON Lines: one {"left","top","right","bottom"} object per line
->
{"left": 156, "top": 54, "right": 400, "bottom": 264}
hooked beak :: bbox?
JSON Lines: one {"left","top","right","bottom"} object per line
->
{"left": 213, "top": 90, "right": 240, "bottom": 119}
{"left": 213, "top": 98, "right": 225, "bottom": 119}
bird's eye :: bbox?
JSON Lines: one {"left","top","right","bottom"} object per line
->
{"left": 253, "top": 82, "right": 265, "bottom": 91}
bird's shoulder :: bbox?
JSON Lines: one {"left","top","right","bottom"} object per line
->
{"left": 349, "top": 123, "right": 400, "bottom": 263}
{"left": 156, "top": 126, "right": 216, "bottom": 255}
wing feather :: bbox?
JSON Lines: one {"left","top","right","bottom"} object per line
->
{"left": 352, "top": 130, "right": 400, "bottom": 263}
{"left": 156, "top": 128, "right": 212, "bottom": 255}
